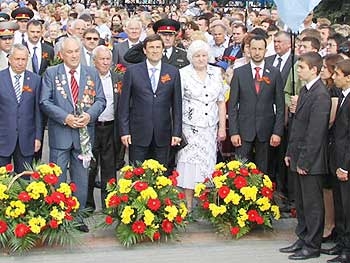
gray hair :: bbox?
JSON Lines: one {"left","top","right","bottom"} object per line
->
{"left": 125, "top": 18, "right": 142, "bottom": 29}
{"left": 61, "top": 36, "right": 82, "bottom": 51}
{"left": 186, "top": 40, "right": 210, "bottom": 64}
{"left": 9, "top": 43, "right": 29, "bottom": 58}
{"left": 91, "top": 45, "right": 112, "bottom": 61}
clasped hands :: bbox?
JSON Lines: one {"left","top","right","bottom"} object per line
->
{"left": 65, "top": 113, "right": 91, "bottom": 129}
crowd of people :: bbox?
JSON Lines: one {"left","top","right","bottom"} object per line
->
{"left": 0, "top": 0, "right": 349, "bottom": 261}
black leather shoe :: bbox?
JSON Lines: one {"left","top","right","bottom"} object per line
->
{"left": 279, "top": 240, "right": 304, "bottom": 253}
{"left": 323, "top": 228, "right": 336, "bottom": 243}
{"left": 321, "top": 245, "right": 343, "bottom": 255}
{"left": 327, "top": 255, "right": 343, "bottom": 263}
{"left": 77, "top": 223, "right": 89, "bottom": 233}
{"left": 288, "top": 248, "right": 320, "bottom": 260}
{"left": 327, "top": 253, "right": 350, "bottom": 263}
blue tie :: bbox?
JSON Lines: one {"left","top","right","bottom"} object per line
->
{"left": 32, "top": 46, "right": 39, "bottom": 74}
{"left": 14, "top": 75, "right": 21, "bottom": 102}
{"left": 150, "top": 68, "right": 157, "bottom": 93}
{"left": 230, "top": 44, "right": 240, "bottom": 56}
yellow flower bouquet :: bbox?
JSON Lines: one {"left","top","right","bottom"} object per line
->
{"left": 102, "top": 159, "right": 188, "bottom": 247}
{"left": 0, "top": 163, "right": 83, "bottom": 253}
{"left": 194, "top": 160, "right": 280, "bottom": 238}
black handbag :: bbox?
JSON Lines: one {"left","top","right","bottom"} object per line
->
{"left": 173, "top": 133, "right": 188, "bottom": 151}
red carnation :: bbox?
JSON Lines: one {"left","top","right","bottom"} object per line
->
{"left": 124, "top": 171, "right": 133, "bottom": 179}
{"left": 212, "top": 170, "right": 223, "bottom": 178}
{"left": 51, "top": 191, "right": 66, "bottom": 203}
{"left": 0, "top": 220, "right": 8, "bottom": 234}
{"left": 233, "top": 176, "right": 247, "bottom": 189}
{"left": 134, "top": 181, "right": 148, "bottom": 192}
{"left": 5, "top": 164, "right": 13, "bottom": 172}
{"left": 70, "top": 183, "right": 77, "bottom": 192}
{"left": 18, "top": 191, "right": 31, "bottom": 202}
{"left": 49, "top": 219, "right": 58, "bottom": 229}
{"left": 133, "top": 167, "right": 145, "bottom": 176}
{"left": 218, "top": 185, "right": 230, "bottom": 199}
{"left": 105, "top": 215, "right": 114, "bottom": 225}
{"left": 49, "top": 162, "right": 56, "bottom": 167}
{"left": 31, "top": 171, "right": 40, "bottom": 180}
{"left": 131, "top": 221, "right": 146, "bottom": 234}
{"left": 230, "top": 226, "right": 240, "bottom": 236}
{"left": 227, "top": 171, "right": 236, "bottom": 178}
{"left": 161, "top": 219, "right": 174, "bottom": 234}
{"left": 121, "top": 195, "right": 129, "bottom": 202}
{"left": 65, "top": 213, "right": 73, "bottom": 221}
{"left": 45, "top": 195, "right": 53, "bottom": 204}
{"left": 239, "top": 167, "right": 249, "bottom": 177}
{"left": 203, "top": 177, "right": 210, "bottom": 183}
{"left": 177, "top": 192, "right": 185, "bottom": 199}
{"left": 256, "top": 215, "right": 264, "bottom": 225}
{"left": 169, "top": 175, "right": 178, "bottom": 186}
{"left": 44, "top": 174, "right": 59, "bottom": 185}
{"left": 108, "top": 178, "right": 116, "bottom": 185}
{"left": 65, "top": 197, "right": 77, "bottom": 208}
{"left": 199, "top": 193, "right": 208, "bottom": 201}
{"left": 251, "top": 168, "right": 261, "bottom": 175}
{"left": 261, "top": 186, "right": 273, "bottom": 199}
{"left": 202, "top": 201, "right": 210, "bottom": 209}
{"left": 14, "top": 223, "right": 30, "bottom": 238}
{"left": 153, "top": 231, "right": 161, "bottom": 240}
{"left": 147, "top": 198, "right": 161, "bottom": 211}
{"left": 247, "top": 210, "right": 259, "bottom": 222}
{"left": 175, "top": 215, "right": 183, "bottom": 224}
{"left": 171, "top": 170, "right": 179, "bottom": 177}
{"left": 108, "top": 195, "right": 121, "bottom": 207}
{"left": 164, "top": 198, "right": 172, "bottom": 206}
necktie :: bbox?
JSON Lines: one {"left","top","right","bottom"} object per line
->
{"left": 254, "top": 67, "right": 261, "bottom": 94}
{"left": 69, "top": 69, "right": 79, "bottom": 104}
{"left": 32, "top": 47, "right": 39, "bottom": 74}
{"left": 230, "top": 44, "right": 240, "bottom": 56}
{"left": 163, "top": 49, "right": 167, "bottom": 59}
{"left": 21, "top": 33, "right": 25, "bottom": 45}
{"left": 337, "top": 93, "right": 345, "bottom": 112}
{"left": 150, "top": 68, "right": 157, "bottom": 93}
{"left": 276, "top": 57, "right": 283, "bottom": 71}
{"left": 14, "top": 74, "right": 21, "bottom": 103}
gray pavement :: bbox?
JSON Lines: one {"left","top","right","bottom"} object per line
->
{"left": 0, "top": 132, "right": 336, "bottom": 262}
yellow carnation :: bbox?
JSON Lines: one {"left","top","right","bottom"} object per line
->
{"left": 240, "top": 186, "right": 258, "bottom": 201}
{"left": 142, "top": 159, "right": 167, "bottom": 172}
{"left": 246, "top": 162, "right": 257, "bottom": 169}
{"left": 224, "top": 190, "right": 241, "bottom": 205}
{"left": 28, "top": 216, "right": 46, "bottom": 234}
{"left": 194, "top": 183, "right": 206, "bottom": 197}
{"left": 263, "top": 175, "right": 273, "bottom": 189}
{"left": 120, "top": 165, "right": 133, "bottom": 173}
{"left": 118, "top": 179, "right": 132, "bottom": 193}
{"left": 144, "top": 209, "right": 155, "bottom": 226}
{"left": 140, "top": 187, "right": 158, "bottom": 199}
{"left": 179, "top": 202, "right": 188, "bottom": 218}
{"left": 57, "top": 182, "right": 72, "bottom": 197}
{"left": 50, "top": 207, "right": 65, "bottom": 224}
{"left": 121, "top": 206, "right": 134, "bottom": 224}
{"left": 164, "top": 205, "right": 178, "bottom": 221}
{"left": 256, "top": 197, "right": 271, "bottom": 211}
{"left": 156, "top": 176, "right": 172, "bottom": 187}
{"left": 271, "top": 205, "right": 281, "bottom": 220}
{"left": 226, "top": 160, "right": 242, "bottom": 170}
{"left": 212, "top": 175, "right": 227, "bottom": 189}
{"left": 0, "top": 184, "right": 9, "bottom": 200}
{"left": 209, "top": 204, "right": 227, "bottom": 217}
{"left": 26, "top": 181, "right": 48, "bottom": 199}
{"left": 215, "top": 162, "right": 225, "bottom": 170}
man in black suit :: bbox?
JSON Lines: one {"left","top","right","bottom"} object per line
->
{"left": 223, "top": 23, "right": 247, "bottom": 59}
{"left": 118, "top": 34, "right": 182, "bottom": 166}
{"left": 280, "top": 52, "right": 331, "bottom": 260}
{"left": 228, "top": 34, "right": 284, "bottom": 174}
{"left": 265, "top": 30, "right": 296, "bottom": 208}
{"left": 323, "top": 59, "right": 350, "bottom": 263}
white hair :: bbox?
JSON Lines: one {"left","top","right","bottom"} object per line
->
{"left": 186, "top": 40, "right": 210, "bottom": 64}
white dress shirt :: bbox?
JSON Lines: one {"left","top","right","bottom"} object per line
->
{"left": 98, "top": 72, "right": 114, "bottom": 122}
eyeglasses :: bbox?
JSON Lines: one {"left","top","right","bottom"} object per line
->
{"left": 85, "top": 37, "right": 99, "bottom": 41}
{"left": 0, "top": 36, "right": 13, "bottom": 40}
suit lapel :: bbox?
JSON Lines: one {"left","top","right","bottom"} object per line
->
{"left": 246, "top": 63, "right": 257, "bottom": 96}
{"left": 142, "top": 61, "right": 153, "bottom": 92}
{"left": 296, "top": 81, "right": 320, "bottom": 114}
{"left": 5, "top": 69, "right": 18, "bottom": 103}
{"left": 337, "top": 93, "right": 349, "bottom": 115}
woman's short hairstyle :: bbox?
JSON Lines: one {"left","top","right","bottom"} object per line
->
{"left": 187, "top": 40, "right": 210, "bottom": 64}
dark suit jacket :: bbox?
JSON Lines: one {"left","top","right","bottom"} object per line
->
{"left": 265, "top": 53, "right": 295, "bottom": 87}
{"left": 118, "top": 61, "right": 182, "bottom": 147}
{"left": 112, "top": 40, "right": 133, "bottom": 67}
{"left": 26, "top": 42, "right": 54, "bottom": 76}
{"left": 228, "top": 62, "right": 285, "bottom": 142}
{"left": 223, "top": 45, "right": 243, "bottom": 59}
{"left": 286, "top": 79, "right": 331, "bottom": 174}
{"left": 0, "top": 69, "right": 42, "bottom": 157}
{"left": 329, "top": 93, "right": 350, "bottom": 173}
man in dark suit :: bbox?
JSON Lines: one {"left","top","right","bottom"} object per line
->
{"left": 80, "top": 28, "right": 100, "bottom": 67}
{"left": 87, "top": 45, "right": 121, "bottom": 210}
{"left": 112, "top": 18, "right": 142, "bottom": 68}
{"left": 323, "top": 59, "right": 350, "bottom": 263}
{"left": 26, "top": 19, "right": 54, "bottom": 76}
{"left": 0, "top": 43, "right": 42, "bottom": 173}
{"left": 223, "top": 23, "right": 247, "bottom": 59}
{"left": 118, "top": 34, "right": 182, "bottom": 166}
{"left": 280, "top": 52, "right": 331, "bottom": 260}
{"left": 40, "top": 37, "right": 106, "bottom": 232}
{"left": 228, "top": 34, "right": 285, "bottom": 174}
{"left": 265, "top": 30, "right": 296, "bottom": 209}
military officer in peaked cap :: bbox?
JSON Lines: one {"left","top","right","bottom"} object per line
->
{"left": 0, "top": 21, "right": 19, "bottom": 70}
{"left": 124, "top": 19, "right": 189, "bottom": 69}
{"left": 0, "top": 13, "right": 10, "bottom": 22}
{"left": 11, "top": 7, "right": 34, "bottom": 45}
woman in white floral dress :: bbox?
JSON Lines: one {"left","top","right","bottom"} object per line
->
{"left": 177, "top": 40, "right": 228, "bottom": 213}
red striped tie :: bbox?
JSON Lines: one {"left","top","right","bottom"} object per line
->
{"left": 254, "top": 67, "right": 261, "bottom": 94}
{"left": 69, "top": 69, "right": 79, "bottom": 104}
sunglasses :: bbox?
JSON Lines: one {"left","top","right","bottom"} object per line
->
{"left": 0, "top": 36, "right": 14, "bottom": 40}
{"left": 85, "top": 37, "right": 99, "bottom": 41}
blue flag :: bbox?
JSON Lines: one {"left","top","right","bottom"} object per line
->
{"left": 274, "top": 0, "right": 322, "bottom": 33}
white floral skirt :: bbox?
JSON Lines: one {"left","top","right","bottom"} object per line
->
{"left": 176, "top": 123, "right": 217, "bottom": 189}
